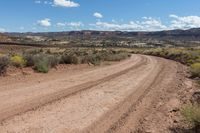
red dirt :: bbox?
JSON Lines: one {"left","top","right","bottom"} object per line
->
{"left": 0, "top": 55, "right": 194, "bottom": 133}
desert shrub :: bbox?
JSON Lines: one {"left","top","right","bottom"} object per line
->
{"left": 46, "top": 49, "right": 51, "bottom": 54}
{"left": 181, "top": 104, "right": 200, "bottom": 129}
{"left": 81, "top": 54, "right": 101, "bottom": 65}
{"left": 33, "top": 54, "right": 61, "bottom": 73}
{"left": 0, "top": 56, "right": 10, "bottom": 76}
{"left": 24, "top": 53, "right": 60, "bottom": 68}
{"left": 132, "top": 48, "right": 200, "bottom": 66}
{"left": 10, "top": 55, "right": 26, "bottom": 68}
{"left": 34, "top": 58, "right": 49, "bottom": 73}
{"left": 27, "top": 54, "right": 48, "bottom": 73}
{"left": 104, "top": 53, "right": 131, "bottom": 61}
{"left": 47, "top": 55, "right": 60, "bottom": 68}
{"left": 60, "top": 49, "right": 130, "bottom": 65}
{"left": 61, "top": 54, "right": 79, "bottom": 64}
{"left": 81, "top": 50, "right": 131, "bottom": 65}
{"left": 23, "top": 54, "right": 35, "bottom": 67}
{"left": 39, "top": 48, "right": 44, "bottom": 53}
{"left": 24, "top": 49, "right": 40, "bottom": 55}
{"left": 191, "top": 63, "right": 200, "bottom": 78}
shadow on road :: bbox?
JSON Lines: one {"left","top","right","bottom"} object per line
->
{"left": 169, "top": 126, "right": 200, "bottom": 133}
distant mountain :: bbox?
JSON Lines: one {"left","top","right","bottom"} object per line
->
{"left": 0, "top": 33, "right": 11, "bottom": 41}
{"left": 0, "top": 28, "right": 200, "bottom": 46}
{"left": 5, "top": 28, "right": 200, "bottom": 41}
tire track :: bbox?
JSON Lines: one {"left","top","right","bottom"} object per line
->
{"left": 0, "top": 55, "right": 182, "bottom": 133}
{"left": 83, "top": 57, "right": 181, "bottom": 133}
{"left": 82, "top": 56, "right": 162, "bottom": 133}
{"left": 106, "top": 59, "right": 166, "bottom": 133}
{"left": 0, "top": 55, "right": 156, "bottom": 133}
{"left": 0, "top": 55, "right": 147, "bottom": 122}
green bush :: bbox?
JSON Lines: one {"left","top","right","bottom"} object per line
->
{"left": 181, "top": 104, "right": 200, "bottom": 129}
{"left": 34, "top": 59, "right": 49, "bottom": 73}
{"left": 11, "top": 55, "right": 26, "bottom": 68}
{"left": 191, "top": 63, "right": 200, "bottom": 78}
{"left": 0, "top": 56, "right": 10, "bottom": 76}
{"left": 30, "top": 54, "right": 50, "bottom": 73}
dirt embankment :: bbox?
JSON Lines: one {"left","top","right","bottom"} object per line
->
{"left": 0, "top": 55, "right": 193, "bottom": 133}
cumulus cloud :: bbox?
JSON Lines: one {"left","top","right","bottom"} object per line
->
{"left": 90, "top": 15, "right": 200, "bottom": 31}
{"left": 141, "top": 17, "right": 167, "bottom": 30}
{"left": 37, "top": 15, "right": 200, "bottom": 31}
{"left": 91, "top": 17, "right": 166, "bottom": 31}
{"left": 92, "top": 21, "right": 142, "bottom": 31}
{"left": 37, "top": 18, "right": 51, "bottom": 27}
{"left": 56, "top": 22, "right": 66, "bottom": 27}
{"left": 93, "top": 12, "right": 103, "bottom": 18}
{"left": 56, "top": 22, "right": 84, "bottom": 28}
{"left": 53, "top": 0, "right": 79, "bottom": 7}
{"left": 66, "top": 22, "right": 83, "bottom": 27}
{"left": 169, "top": 14, "right": 200, "bottom": 29}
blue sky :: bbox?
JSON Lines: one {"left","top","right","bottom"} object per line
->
{"left": 1, "top": 0, "right": 200, "bottom": 32}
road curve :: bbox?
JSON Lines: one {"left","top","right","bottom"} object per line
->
{"left": 0, "top": 55, "right": 183, "bottom": 133}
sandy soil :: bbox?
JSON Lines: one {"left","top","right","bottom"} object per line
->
{"left": 0, "top": 55, "right": 192, "bottom": 133}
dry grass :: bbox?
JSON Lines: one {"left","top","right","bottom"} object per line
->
{"left": 0, "top": 48, "right": 131, "bottom": 74}
{"left": 181, "top": 104, "right": 200, "bottom": 129}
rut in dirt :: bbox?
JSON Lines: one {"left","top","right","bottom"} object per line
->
{"left": 0, "top": 55, "right": 183, "bottom": 133}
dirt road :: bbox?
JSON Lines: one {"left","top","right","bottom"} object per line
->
{"left": 0, "top": 55, "right": 188, "bottom": 133}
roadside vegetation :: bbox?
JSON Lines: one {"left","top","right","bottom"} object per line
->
{"left": 132, "top": 47, "right": 200, "bottom": 131}
{"left": 10, "top": 55, "right": 26, "bottom": 68}
{"left": 0, "top": 55, "right": 10, "bottom": 76}
{"left": 0, "top": 48, "right": 131, "bottom": 74}
{"left": 131, "top": 48, "right": 200, "bottom": 77}
{"left": 1, "top": 46, "right": 200, "bottom": 131}
{"left": 181, "top": 104, "right": 200, "bottom": 131}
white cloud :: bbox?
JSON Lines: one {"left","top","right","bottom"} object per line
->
{"left": 36, "top": 15, "right": 200, "bottom": 31}
{"left": 94, "top": 12, "right": 103, "bottom": 18}
{"left": 57, "top": 22, "right": 83, "bottom": 27}
{"left": 92, "top": 21, "right": 142, "bottom": 31}
{"left": 91, "top": 15, "right": 200, "bottom": 31}
{"left": 44, "top": 1, "right": 52, "bottom": 5}
{"left": 66, "top": 22, "right": 83, "bottom": 27}
{"left": 91, "top": 17, "right": 166, "bottom": 31}
{"left": 56, "top": 22, "right": 66, "bottom": 27}
{"left": 35, "top": 0, "right": 52, "bottom": 5}
{"left": 37, "top": 18, "right": 51, "bottom": 27}
{"left": 35, "top": 0, "right": 41, "bottom": 4}
{"left": 53, "top": 0, "right": 79, "bottom": 7}
{"left": 56, "top": 22, "right": 84, "bottom": 30}
{"left": 169, "top": 14, "right": 178, "bottom": 19}
{"left": 169, "top": 14, "right": 200, "bottom": 29}
{"left": 0, "top": 28, "right": 5, "bottom": 32}
{"left": 141, "top": 17, "right": 167, "bottom": 30}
